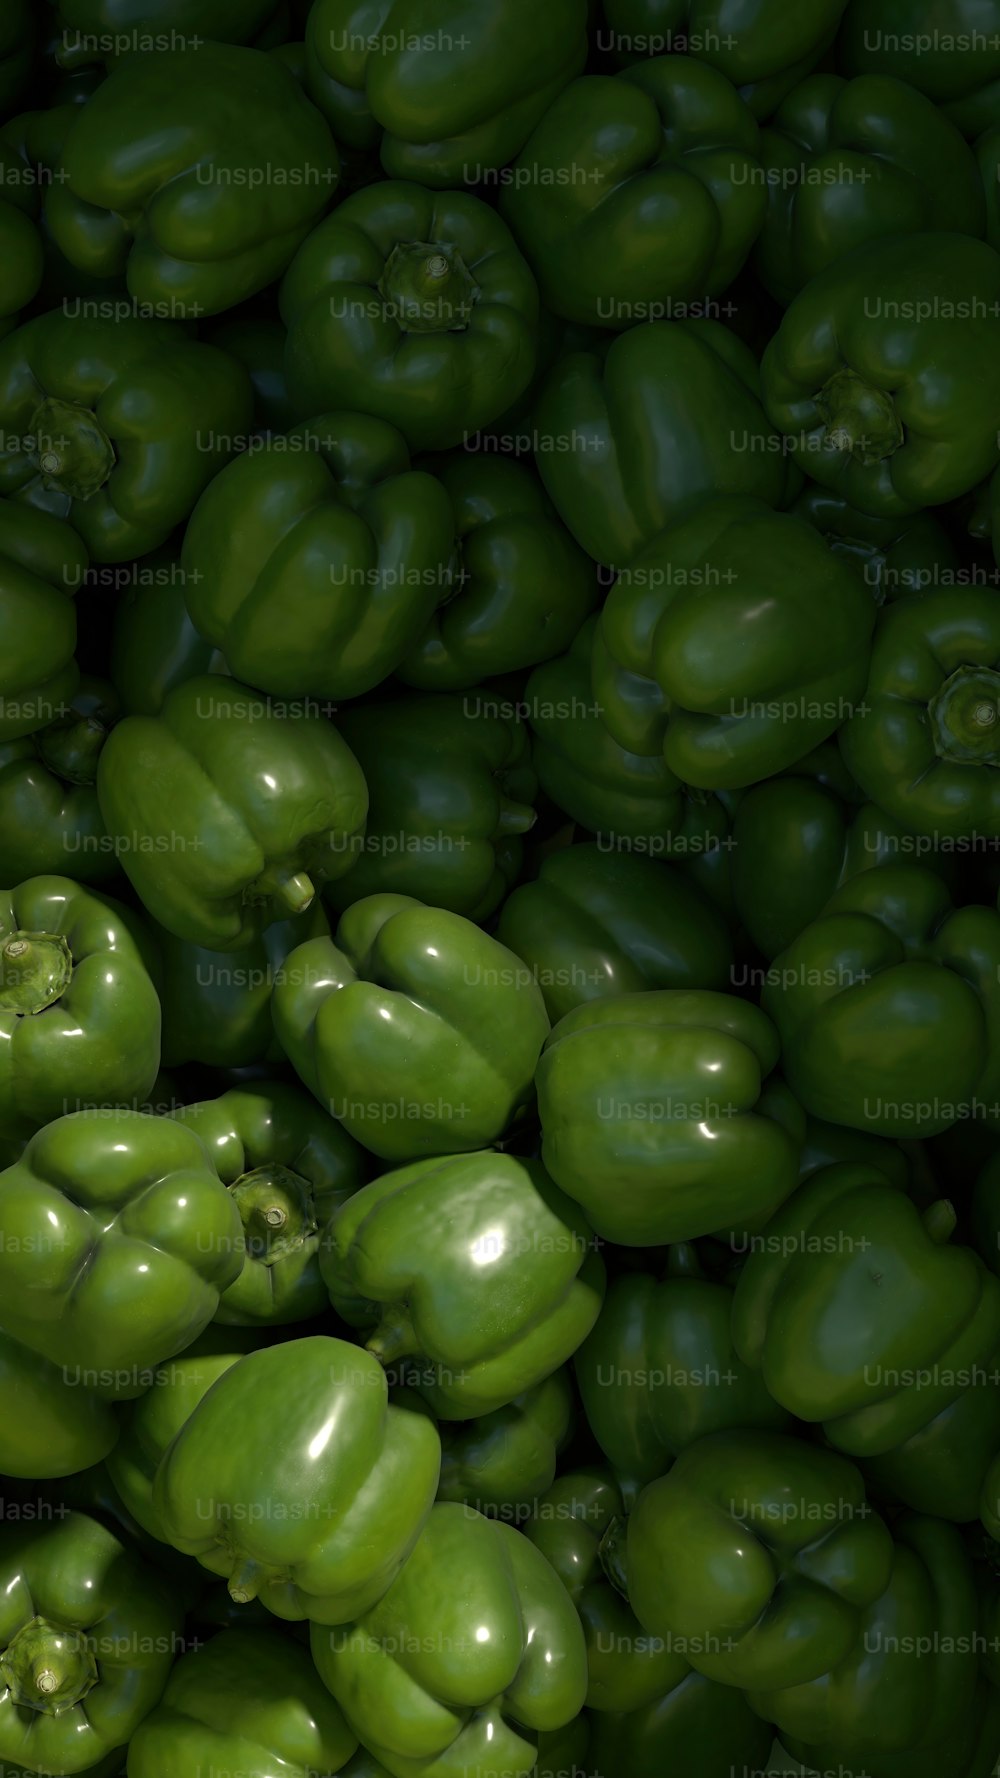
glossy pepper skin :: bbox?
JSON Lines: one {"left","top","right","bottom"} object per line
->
{"left": 105, "top": 1330, "right": 258, "bottom": 1542}
{"left": 180, "top": 414, "right": 455, "bottom": 702}
{"left": 617, "top": 1429, "right": 894, "bottom": 1690}
{"left": 527, "top": 1468, "right": 688, "bottom": 1713}
{"left": 732, "top": 1163, "right": 1000, "bottom": 1520}
{"left": 0, "top": 500, "right": 86, "bottom": 741}
{"left": 0, "top": 1109, "right": 244, "bottom": 1399}
{"left": 305, "top": 0, "right": 588, "bottom": 184}
{"left": 501, "top": 58, "right": 764, "bottom": 328}
{"left": 0, "top": 679, "right": 119, "bottom": 885}
{"left": 0, "top": 875, "right": 160, "bottom": 1139}
{"left": 840, "top": 588, "right": 1000, "bottom": 838}
{"left": 45, "top": 45, "right": 339, "bottom": 317}
{"left": 0, "top": 1512, "right": 182, "bottom": 1775}
{"left": 110, "top": 559, "right": 227, "bottom": 717}
{"left": 777, "top": 1680, "right": 1000, "bottom": 1778}
{"left": 756, "top": 75, "right": 985, "bottom": 305}
{"left": 53, "top": 1, "right": 285, "bottom": 54}
{"left": 0, "top": 1329, "right": 118, "bottom": 1479}
{"left": 128, "top": 1628, "right": 358, "bottom": 1778}
{"left": 761, "top": 866, "right": 1000, "bottom": 1136}
{"left": 840, "top": 0, "right": 1000, "bottom": 137}
{"left": 157, "top": 904, "right": 328, "bottom": 1072}
{"left": 273, "top": 894, "right": 550, "bottom": 1161}
{"left": 169, "top": 1080, "right": 368, "bottom": 1326}
{"left": 751, "top": 1514, "right": 979, "bottom": 1755}
{"left": 96, "top": 675, "right": 369, "bottom": 951}
{"left": 206, "top": 314, "right": 297, "bottom": 434}
{"left": 0, "top": 311, "right": 253, "bottom": 562}
{"left": 792, "top": 483, "right": 961, "bottom": 602}
{"left": 329, "top": 695, "right": 538, "bottom": 920}
{"left": 310, "top": 1502, "right": 587, "bottom": 1778}
{"left": 730, "top": 749, "right": 963, "bottom": 962}
{"left": 602, "top": 0, "right": 849, "bottom": 119}
{"left": 536, "top": 989, "right": 801, "bottom": 1246}
{"left": 321, "top": 1150, "right": 604, "bottom": 1418}
{"left": 574, "top": 1246, "right": 790, "bottom": 1505}
{"left": 761, "top": 234, "right": 1000, "bottom": 518}
{"left": 497, "top": 841, "right": 733, "bottom": 1022}
{"left": 153, "top": 1336, "right": 441, "bottom": 1624}
{"left": 593, "top": 497, "right": 875, "bottom": 788}
{"left": 435, "top": 1371, "right": 574, "bottom": 1514}
{"left": 396, "top": 453, "right": 596, "bottom": 690}
{"left": 533, "top": 320, "right": 793, "bottom": 569}
{"left": 281, "top": 183, "right": 538, "bottom": 452}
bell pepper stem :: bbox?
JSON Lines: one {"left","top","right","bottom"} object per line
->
{"left": 228, "top": 1558, "right": 263, "bottom": 1604}
{"left": 922, "top": 1200, "right": 957, "bottom": 1246}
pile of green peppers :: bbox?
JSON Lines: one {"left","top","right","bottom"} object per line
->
{"left": 3, "top": 3, "right": 1000, "bottom": 1776}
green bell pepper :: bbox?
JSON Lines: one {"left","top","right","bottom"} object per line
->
{"left": 322, "top": 1150, "right": 604, "bottom": 1417}
{"left": 527, "top": 1469, "right": 689, "bottom": 1713}
{"left": 309, "top": 1502, "right": 587, "bottom": 1778}
{"left": 128, "top": 1628, "right": 358, "bottom": 1778}
{"left": 435, "top": 1370, "right": 574, "bottom": 1515}
{"left": 497, "top": 840, "right": 733, "bottom": 1022}
{"left": 751, "top": 1514, "right": 979, "bottom": 1755}
{"left": 0, "top": 139, "right": 42, "bottom": 334}
{"left": 273, "top": 894, "right": 550, "bottom": 1160}
{"left": 840, "top": 0, "right": 1000, "bottom": 137}
{"left": 96, "top": 675, "right": 369, "bottom": 950}
{"left": 180, "top": 414, "right": 455, "bottom": 701}
{"left": 800, "top": 1111, "right": 912, "bottom": 1189}
{"left": 584, "top": 1677, "right": 774, "bottom": 1778}
{"left": 304, "top": 0, "right": 588, "bottom": 184}
{"left": 793, "top": 483, "right": 962, "bottom": 601}
{"left": 396, "top": 453, "right": 596, "bottom": 690}
{"left": 756, "top": 74, "right": 985, "bottom": 305}
{"left": 501, "top": 57, "right": 764, "bottom": 327}
{"left": 0, "top": 875, "right": 160, "bottom": 1138}
{"left": 761, "top": 865, "right": 1000, "bottom": 1136}
{"left": 44, "top": 44, "right": 339, "bottom": 317}
{"left": 601, "top": 0, "right": 849, "bottom": 119}
{"left": 592, "top": 496, "right": 875, "bottom": 788}
{"left": 533, "top": 319, "right": 794, "bottom": 569}
{"left": 104, "top": 1328, "right": 260, "bottom": 1542}
{"left": 732, "top": 1162, "right": 1000, "bottom": 1520}
{"left": 168, "top": 1080, "right": 368, "bottom": 1326}
{"left": 617, "top": 1428, "right": 894, "bottom": 1690}
{"left": 328, "top": 695, "right": 537, "bottom": 920}
{"left": 536, "top": 989, "right": 802, "bottom": 1245}
{"left": 0, "top": 1512, "right": 182, "bottom": 1774}
{"left": 0, "top": 1330, "right": 118, "bottom": 1479}
{"left": 110, "top": 557, "right": 227, "bottom": 717}
{"left": 761, "top": 233, "right": 1000, "bottom": 517}
{"left": 778, "top": 1678, "right": 1000, "bottom": 1778}
{"left": 153, "top": 1335, "right": 441, "bottom": 1624}
{"left": 0, "top": 311, "right": 253, "bottom": 562}
{"left": 280, "top": 183, "right": 539, "bottom": 451}
{"left": 840, "top": 588, "right": 1000, "bottom": 837}
{"left": 0, "top": 1108, "right": 244, "bottom": 1399}
{"left": 574, "top": 1246, "right": 790, "bottom": 1505}
{"left": 157, "top": 904, "right": 328, "bottom": 1071}
{"left": 731, "top": 752, "right": 964, "bottom": 961}
{"left": 0, "top": 499, "right": 86, "bottom": 741}
{"left": 0, "top": 678, "right": 118, "bottom": 886}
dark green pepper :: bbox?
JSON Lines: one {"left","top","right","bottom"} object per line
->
{"left": 793, "top": 483, "right": 962, "bottom": 601}
{"left": 156, "top": 904, "right": 329, "bottom": 1071}
{"left": 0, "top": 678, "right": 119, "bottom": 885}
{"left": 110, "top": 557, "right": 227, "bottom": 717}
{"left": 0, "top": 499, "right": 86, "bottom": 741}
{"left": 435, "top": 1371, "right": 574, "bottom": 1515}
{"left": 0, "top": 1330, "right": 118, "bottom": 1479}
{"left": 840, "top": 0, "right": 1000, "bottom": 137}
{"left": 0, "top": 311, "right": 253, "bottom": 562}
{"left": 329, "top": 695, "right": 538, "bottom": 920}
{"left": 180, "top": 415, "right": 455, "bottom": 702}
